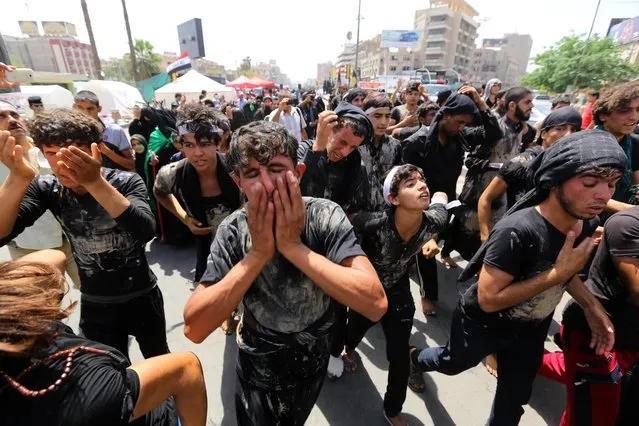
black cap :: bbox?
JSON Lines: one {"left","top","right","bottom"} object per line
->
{"left": 28, "top": 96, "right": 43, "bottom": 105}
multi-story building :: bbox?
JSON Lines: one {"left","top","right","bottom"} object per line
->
{"left": 336, "top": 43, "right": 357, "bottom": 70}
{"left": 5, "top": 34, "right": 98, "bottom": 78}
{"left": 317, "top": 62, "right": 333, "bottom": 82}
{"left": 253, "top": 60, "right": 291, "bottom": 86}
{"left": 358, "top": 35, "right": 419, "bottom": 80}
{"left": 413, "top": 0, "right": 479, "bottom": 79}
{"left": 470, "top": 33, "right": 533, "bottom": 87}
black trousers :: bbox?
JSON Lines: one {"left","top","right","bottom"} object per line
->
{"left": 79, "top": 286, "right": 170, "bottom": 360}
{"left": 413, "top": 302, "right": 551, "bottom": 425}
{"left": 346, "top": 276, "right": 415, "bottom": 417}
{"left": 329, "top": 301, "right": 348, "bottom": 357}
{"left": 414, "top": 253, "right": 438, "bottom": 301}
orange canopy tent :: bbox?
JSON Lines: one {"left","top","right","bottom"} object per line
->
{"left": 225, "top": 75, "right": 260, "bottom": 90}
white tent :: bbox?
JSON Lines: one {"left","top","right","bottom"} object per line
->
{"left": 154, "top": 70, "right": 236, "bottom": 104}
{"left": 82, "top": 80, "right": 145, "bottom": 119}
{"left": 20, "top": 85, "right": 74, "bottom": 109}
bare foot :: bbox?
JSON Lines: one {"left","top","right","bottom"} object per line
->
{"left": 342, "top": 349, "right": 358, "bottom": 373}
{"left": 384, "top": 412, "right": 408, "bottom": 426}
{"left": 483, "top": 354, "right": 498, "bottom": 378}
{"left": 421, "top": 297, "right": 437, "bottom": 316}
{"left": 441, "top": 256, "right": 459, "bottom": 269}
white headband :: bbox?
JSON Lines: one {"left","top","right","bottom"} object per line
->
{"left": 383, "top": 166, "right": 401, "bottom": 206}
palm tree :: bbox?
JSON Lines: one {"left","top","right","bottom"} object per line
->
{"left": 121, "top": 0, "right": 138, "bottom": 82}
{"left": 128, "top": 39, "right": 161, "bottom": 80}
{"left": 80, "top": 0, "right": 103, "bottom": 79}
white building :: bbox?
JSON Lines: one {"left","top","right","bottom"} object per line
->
{"left": 470, "top": 33, "right": 533, "bottom": 87}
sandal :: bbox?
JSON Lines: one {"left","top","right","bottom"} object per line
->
{"left": 421, "top": 297, "right": 437, "bottom": 316}
{"left": 408, "top": 347, "right": 425, "bottom": 393}
{"left": 384, "top": 411, "right": 408, "bottom": 426}
{"left": 342, "top": 350, "right": 359, "bottom": 373}
{"left": 483, "top": 354, "right": 498, "bottom": 378}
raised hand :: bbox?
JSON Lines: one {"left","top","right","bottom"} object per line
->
{"left": 0, "top": 63, "right": 20, "bottom": 90}
{"left": 246, "top": 182, "right": 275, "bottom": 262}
{"left": 554, "top": 231, "right": 596, "bottom": 282}
{"left": 314, "top": 111, "right": 338, "bottom": 151}
{"left": 55, "top": 143, "right": 102, "bottom": 187}
{"left": 273, "top": 170, "right": 306, "bottom": 255}
{"left": 0, "top": 130, "right": 36, "bottom": 182}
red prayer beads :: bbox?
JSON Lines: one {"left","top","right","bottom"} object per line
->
{"left": 0, "top": 345, "right": 109, "bottom": 397}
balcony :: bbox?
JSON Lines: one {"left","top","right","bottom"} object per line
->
{"left": 426, "top": 34, "right": 448, "bottom": 42}
{"left": 425, "top": 47, "right": 445, "bottom": 55}
{"left": 423, "top": 59, "right": 445, "bottom": 68}
{"left": 428, "top": 20, "right": 450, "bottom": 30}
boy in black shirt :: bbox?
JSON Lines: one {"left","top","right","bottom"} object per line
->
{"left": 540, "top": 206, "right": 639, "bottom": 425}
{"left": 183, "top": 121, "right": 387, "bottom": 426}
{"left": 346, "top": 164, "right": 448, "bottom": 426}
{"left": 0, "top": 109, "right": 169, "bottom": 360}
{"left": 410, "top": 130, "right": 627, "bottom": 425}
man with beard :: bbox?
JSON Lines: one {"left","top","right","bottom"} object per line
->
{"left": 254, "top": 95, "right": 274, "bottom": 121}
{"left": 402, "top": 86, "right": 502, "bottom": 314}
{"left": 183, "top": 121, "right": 386, "bottom": 425}
{"left": 450, "top": 87, "right": 535, "bottom": 264}
{"left": 0, "top": 101, "right": 79, "bottom": 286}
{"left": 410, "top": 130, "right": 626, "bottom": 425}
{"left": 0, "top": 108, "right": 169, "bottom": 360}
{"left": 73, "top": 90, "right": 135, "bottom": 172}
{"left": 297, "top": 102, "right": 373, "bottom": 216}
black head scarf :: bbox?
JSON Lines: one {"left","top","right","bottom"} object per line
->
{"left": 142, "top": 107, "right": 177, "bottom": 138}
{"left": 540, "top": 106, "right": 582, "bottom": 131}
{"left": 130, "top": 134, "right": 148, "bottom": 177}
{"left": 344, "top": 88, "right": 367, "bottom": 104}
{"left": 334, "top": 101, "right": 374, "bottom": 142}
{"left": 459, "top": 129, "right": 628, "bottom": 281}
{"left": 428, "top": 93, "right": 479, "bottom": 143}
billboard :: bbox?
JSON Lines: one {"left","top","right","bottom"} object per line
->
{"left": 380, "top": 30, "right": 421, "bottom": 49}
{"left": 18, "top": 21, "right": 40, "bottom": 37}
{"left": 608, "top": 16, "right": 639, "bottom": 45}
{"left": 66, "top": 22, "right": 77, "bottom": 37}
{"left": 178, "top": 18, "right": 205, "bottom": 59}
{"left": 482, "top": 38, "right": 507, "bottom": 49}
{"left": 42, "top": 21, "right": 72, "bottom": 36}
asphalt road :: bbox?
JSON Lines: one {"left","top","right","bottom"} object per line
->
{"left": 0, "top": 237, "right": 568, "bottom": 425}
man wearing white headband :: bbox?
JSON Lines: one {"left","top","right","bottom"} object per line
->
{"left": 346, "top": 164, "right": 448, "bottom": 426}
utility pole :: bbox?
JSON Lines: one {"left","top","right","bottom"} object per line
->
{"left": 81, "top": 0, "right": 103, "bottom": 79}
{"left": 574, "top": 0, "right": 601, "bottom": 89}
{"left": 121, "top": 0, "right": 138, "bottom": 82}
{"left": 354, "top": 0, "right": 362, "bottom": 87}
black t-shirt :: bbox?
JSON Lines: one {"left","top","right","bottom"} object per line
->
{"left": 0, "top": 169, "right": 157, "bottom": 303}
{"left": 462, "top": 207, "right": 598, "bottom": 330}
{"left": 0, "top": 323, "right": 176, "bottom": 426}
{"left": 396, "top": 125, "right": 423, "bottom": 141}
{"left": 297, "top": 140, "right": 369, "bottom": 213}
{"left": 200, "top": 197, "right": 365, "bottom": 334}
{"left": 497, "top": 146, "right": 542, "bottom": 208}
{"left": 358, "top": 136, "right": 403, "bottom": 212}
{"left": 587, "top": 208, "right": 639, "bottom": 304}
{"left": 353, "top": 204, "right": 448, "bottom": 288}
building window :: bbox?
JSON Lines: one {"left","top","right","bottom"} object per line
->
{"left": 390, "top": 66, "right": 397, "bottom": 71}
{"left": 402, "top": 66, "right": 410, "bottom": 71}
{"left": 390, "top": 55, "right": 397, "bottom": 61}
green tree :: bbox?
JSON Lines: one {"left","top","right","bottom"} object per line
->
{"left": 103, "top": 57, "right": 132, "bottom": 84}
{"left": 240, "top": 56, "right": 252, "bottom": 71}
{"left": 522, "top": 35, "right": 639, "bottom": 93}
{"left": 123, "top": 39, "right": 161, "bottom": 80}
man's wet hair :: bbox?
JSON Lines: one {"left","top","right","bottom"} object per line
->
{"left": 504, "top": 87, "right": 532, "bottom": 107}
{"left": 227, "top": 121, "right": 298, "bottom": 174}
{"left": 593, "top": 82, "right": 639, "bottom": 125}
{"left": 333, "top": 116, "right": 369, "bottom": 139}
{"left": 387, "top": 164, "right": 425, "bottom": 199}
{"left": 362, "top": 92, "right": 392, "bottom": 110}
{"left": 73, "top": 90, "right": 100, "bottom": 107}
{"left": 416, "top": 102, "right": 439, "bottom": 118}
{"left": 28, "top": 108, "right": 103, "bottom": 148}
{"left": 406, "top": 82, "right": 421, "bottom": 93}
{"left": 176, "top": 102, "right": 230, "bottom": 144}
{"left": 579, "top": 166, "right": 623, "bottom": 180}
{"left": 552, "top": 96, "right": 571, "bottom": 108}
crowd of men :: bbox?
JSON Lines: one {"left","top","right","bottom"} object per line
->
{"left": 1, "top": 60, "right": 639, "bottom": 426}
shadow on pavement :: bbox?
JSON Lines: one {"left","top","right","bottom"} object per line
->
{"left": 147, "top": 238, "right": 196, "bottom": 282}
{"left": 419, "top": 373, "right": 456, "bottom": 426}
{"left": 528, "top": 376, "right": 565, "bottom": 425}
